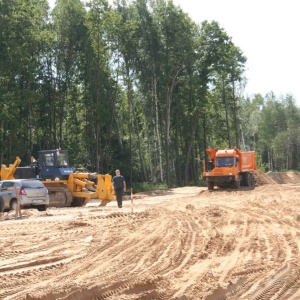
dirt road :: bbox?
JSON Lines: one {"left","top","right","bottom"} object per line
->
{"left": 1, "top": 172, "right": 300, "bottom": 299}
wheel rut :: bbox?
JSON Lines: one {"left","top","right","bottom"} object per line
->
{"left": 2, "top": 185, "right": 300, "bottom": 299}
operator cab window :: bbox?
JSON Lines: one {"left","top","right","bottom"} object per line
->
{"left": 43, "top": 153, "right": 54, "bottom": 166}
{"left": 57, "top": 152, "right": 68, "bottom": 167}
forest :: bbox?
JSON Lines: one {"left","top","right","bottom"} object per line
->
{"left": 1, "top": 0, "right": 300, "bottom": 187}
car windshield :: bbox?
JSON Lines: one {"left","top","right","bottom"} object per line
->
{"left": 216, "top": 157, "right": 234, "bottom": 167}
{"left": 21, "top": 180, "right": 44, "bottom": 188}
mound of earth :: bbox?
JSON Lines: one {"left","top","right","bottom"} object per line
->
{"left": 267, "top": 171, "right": 300, "bottom": 185}
{"left": 254, "top": 169, "right": 277, "bottom": 186}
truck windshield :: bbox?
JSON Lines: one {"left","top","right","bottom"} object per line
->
{"left": 216, "top": 157, "right": 234, "bottom": 167}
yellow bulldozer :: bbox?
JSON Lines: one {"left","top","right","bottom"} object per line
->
{"left": 0, "top": 149, "right": 116, "bottom": 207}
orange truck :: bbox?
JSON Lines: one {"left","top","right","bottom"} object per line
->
{"left": 202, "top": 148, "right": 256, "bottom": 190}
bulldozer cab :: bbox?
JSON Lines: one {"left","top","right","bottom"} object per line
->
{"left": 38, "top": 150, "right": 74, "bottom": 180}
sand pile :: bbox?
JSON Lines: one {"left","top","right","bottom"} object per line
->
{"left": 254, "top": 169, "right": 277, "bottom": 186}
{"left": 267, "top": 171, "right": 300, "bottom": 184}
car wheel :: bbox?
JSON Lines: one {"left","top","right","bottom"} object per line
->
{"left": 10, "top": 199, "right": 18, "bottom": 211}
{"left": 37, "top": 205, "right": 48, "bottom": 211}
{"left": 0, "top": 196, "right": 4, "bottom": 213}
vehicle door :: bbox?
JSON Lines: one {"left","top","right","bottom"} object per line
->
{"left": 0, "top": 181, "right": 16, "bottom": 208}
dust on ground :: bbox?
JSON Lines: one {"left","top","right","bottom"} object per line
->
{"left": 1, "top": 171, "right": 300, "bottom": 299}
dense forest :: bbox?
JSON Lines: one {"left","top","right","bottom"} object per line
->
{"left": 1, "top": 0, "right": 300, "bottom": 187}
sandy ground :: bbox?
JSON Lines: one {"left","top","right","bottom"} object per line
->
{"left": 1, "top": 172, "right": 300, "bottom": 299}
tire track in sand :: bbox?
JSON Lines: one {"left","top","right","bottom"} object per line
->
{"left": 2, "top": 185, "right": 300, "bottom": 299}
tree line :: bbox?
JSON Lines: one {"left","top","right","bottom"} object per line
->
{"left": 1, "top": 0, "right": 300, "bottom": 187}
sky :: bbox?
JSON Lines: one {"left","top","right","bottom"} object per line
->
{"left": 48, "top": 0, "right": 300, "bottom": 105}
{"left": 172, "top": 0, "right": 300, "bottom": 105}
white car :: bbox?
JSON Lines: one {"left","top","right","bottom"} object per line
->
{"left": 0, "top": 179, "right": 49, "bottom": 212}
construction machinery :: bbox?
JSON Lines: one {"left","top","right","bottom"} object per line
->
{"left": 0, "top": 149, "right": 116, "bottom": 206}
{"left": 202, "top": 148, "right": 256, "bottom": 190}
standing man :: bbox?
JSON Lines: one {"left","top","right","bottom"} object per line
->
{"left": 112, "top": 169, "right": 126, "bottom": 208}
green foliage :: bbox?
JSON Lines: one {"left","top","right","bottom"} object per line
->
{"left": 259, "top": 162, "right": 268, "bottom": 173}
{"left": 240, "top": 93, "right": 300, "bottom": 171}
{"left": 1, "top": 0, "right": 299, "bottom": 185}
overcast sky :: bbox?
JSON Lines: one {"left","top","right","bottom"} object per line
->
{"left": 48, "top": 0, "right": 300, "bottom": 105}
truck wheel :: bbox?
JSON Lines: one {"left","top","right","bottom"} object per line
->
{"left": 208, "top": 181, "right": 214, "bottom": 191}
{"left": 0, "top": 196, "right": 4, "bottom": 213}
{"left": 233, "top": 178, "right": 240, "bottom": 189}
{"left": 244, "top": 173, "right": 250, "bottom": 186}
{"left": 250, "top": 174, "right": 255, "bottom": 186}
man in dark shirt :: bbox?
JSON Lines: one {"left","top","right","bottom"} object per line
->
{"left": 112, "top": 169, "right": 126, "bottom": 208}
